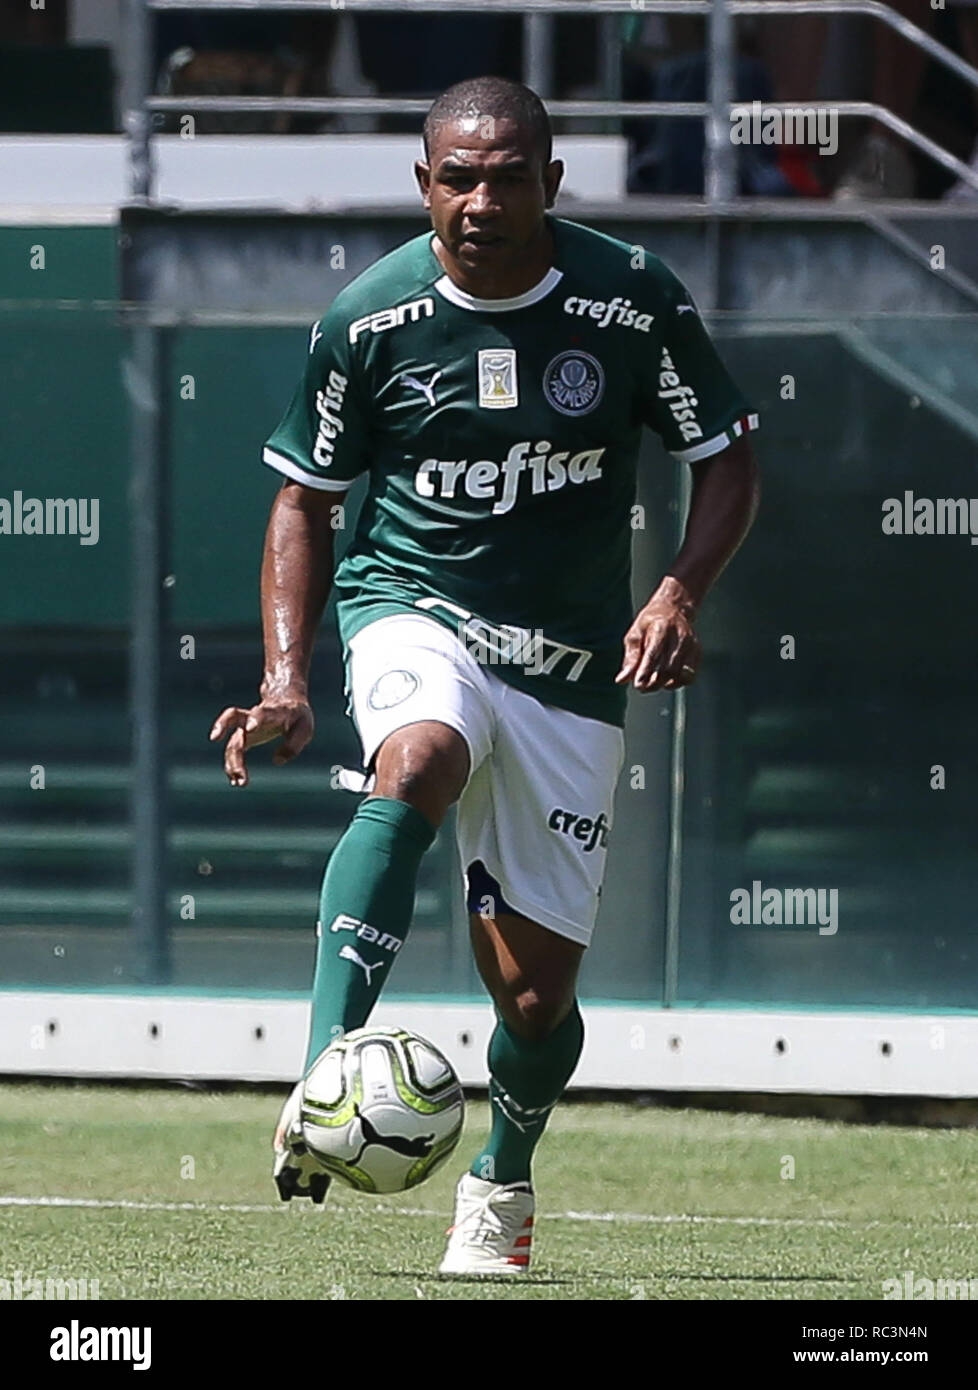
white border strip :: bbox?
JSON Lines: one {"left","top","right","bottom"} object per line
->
{"left": 0, "top": 205, "right": 118, "bottom": 227}
{"left": 262, "top": 447, "right": 357, "bottom": 492}
{"left": 671, "top": 413, "right": 760, "bottom": 463}
{"left": 432, "top": 264, "right": 563, "bottom": 313}
{"left": 2, "top": 993, "right": 977, "bottom": 1096}
{"left": 0, "top": 136, "right": 625, "bottom": 211}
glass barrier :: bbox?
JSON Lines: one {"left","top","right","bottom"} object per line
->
{"left": 1, "top": 303, "right": 976, "bottom": 1012}
{"left": 0, "top": 304, "right": 131, "bottom": 989}
{"left": 676, "top": 316, "right": 978, "bottom": 1010}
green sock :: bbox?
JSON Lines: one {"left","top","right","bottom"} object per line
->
{"left": 470, "top": 1002, "right": 584, "bottom": 1187}
{"left": 303, "top": 796, "right": 435, "bottom": 1070}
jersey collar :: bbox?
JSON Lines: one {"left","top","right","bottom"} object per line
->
{"left": 428, "top": 233, "right": 563, "bottom": 312}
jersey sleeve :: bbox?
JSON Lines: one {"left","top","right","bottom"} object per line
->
{"left": 262, "top": 310, "right": 370, "bottom": 491}
{"left": 641, "top": 275, "right": 759, "bottom": 464}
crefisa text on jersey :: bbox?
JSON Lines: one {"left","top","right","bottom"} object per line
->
{"left": 313, "top": 371, "right": 350, "bottom": 469}
{"left": 415, "top": 439, "right": 606, "bottom": 515}
{"left": 562, "top": 295, "right": 654, "bottom": 331}
{"left": 657, "top": 347, "right": 704, "bottom": 444}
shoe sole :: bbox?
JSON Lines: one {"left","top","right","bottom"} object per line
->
{"left": 275, "top": 1167, "right": 330, "bottom": 1205}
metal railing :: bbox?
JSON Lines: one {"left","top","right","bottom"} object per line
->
{"left": 123, "top": 0, "right": 978, "bottom": 203}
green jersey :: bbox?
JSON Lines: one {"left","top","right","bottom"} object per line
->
{"left": 263, "top": 215, "right": 757, "bottom": 726}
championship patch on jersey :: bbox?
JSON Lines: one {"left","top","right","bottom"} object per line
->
{"left": 543, "top": 351, "right": 605, "bottom": 416}
{"left": 478, "top": 349, "right": 518, "bottom": 409}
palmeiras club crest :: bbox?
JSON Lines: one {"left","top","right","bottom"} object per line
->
{"left": 543, "top": 351, "right": 605, "bottom": 416}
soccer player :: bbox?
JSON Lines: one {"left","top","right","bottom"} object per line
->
{"left": 211, "top": 76, "right": 759, "bottom": 1275}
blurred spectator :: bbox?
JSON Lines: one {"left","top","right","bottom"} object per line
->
{"left": 625, "top": 0, "right": 978, "bottom": 199}
{"left": 759, "top": 0, "right": 978, "bottom": 198}
{"left": 755, "top": 11, "right": 833, "bottom": 195}
{"left": 623, "top": 16, "right": 797, "bottom": 195}
{"left": 154, "top": 13, "right": 340, "bottom": 135}
{"left": 833, "top": 0, "right": 933, "bottom": 198}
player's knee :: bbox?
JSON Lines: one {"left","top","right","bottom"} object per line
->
{"left": 374, "top": 724, "right": 468, "bottom": 822}
{"left": 507, "top": 987, "right": 571, "bottom": 1043}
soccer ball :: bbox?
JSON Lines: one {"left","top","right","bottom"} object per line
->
{"left": 300, "top": 1026, "right": 464, "bottom": 1194}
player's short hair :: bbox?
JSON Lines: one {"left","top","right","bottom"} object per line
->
{"left": 422, "top": 76, "right": 553, "bottom": 167}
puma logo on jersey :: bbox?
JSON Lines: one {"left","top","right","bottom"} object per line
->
{"left": 338, "top": 943, "right": 384, "bottom": 986}
{"left": 657, "top": 347, "right": 703, "bottom": 443}
{"left": 400, "top": 368, "right": 442, "bottom": 408}
{"left": 348, "top": 296, "right": 435, "bottom": 344}
{"left": 676, "top": 303, "right": 696, "bottom": 314}
{"left": 415, "top": 440, "right": 606, "bottom": 516}
{"left": 329, "top": 913, "right": 402, "bottom": 954}
{"left": 563, "top": 295, "right": 654, "bottom": 332}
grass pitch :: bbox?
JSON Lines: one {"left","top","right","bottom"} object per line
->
{"left": 1, "top": 1082, "right": 976, "bottom": 1301}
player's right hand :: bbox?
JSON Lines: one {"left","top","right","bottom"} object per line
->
{"left": 209, "top": 692, "right": 314, "bottom": 788}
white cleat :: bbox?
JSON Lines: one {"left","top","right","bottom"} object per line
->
{"left": 438, "top": 1173, "right": 534, "bottom": 1276}
{"left": 272, "top": 1078, "right": 332, "bottom": 1205}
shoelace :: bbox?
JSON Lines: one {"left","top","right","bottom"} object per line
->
{"left": 448, "top": 1185, "right": 530, "bottom": 1243}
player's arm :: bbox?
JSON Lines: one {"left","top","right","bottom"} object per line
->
{"left": 617, "top": 437, "right": 759, "bottom": 692}
{"left": 211, "top": 481, "right": 346, "bottom": 786}
{"left": 619, "top": 276, "right": 761, "bottom": 693}
{"left": 211, "top": 310, "right": 368, "bottom": 784}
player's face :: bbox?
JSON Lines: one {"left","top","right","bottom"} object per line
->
{"left": 416, "top": 117, "right": 563, "bottom": 292}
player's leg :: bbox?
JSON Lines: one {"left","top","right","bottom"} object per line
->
{"left": 275, "top": 614, "right": 493, "bottom": 1200}
{"left": 302, "top": 718, "right": 468, "bottom": 1066}
{"left": 440, "top": 679, "right": 623, "bottom": 1271}
{"left": 438, "top": 893, "right": 588, "bottom": 1275}
{"left": 468, "top": 897, "right": 585, "bottom": 1186}
{"left": 301, "top": 613, "right": 492, "bottom": 1066}
{"left": 275, "top": 721, "right": 465, "bottom": 1201}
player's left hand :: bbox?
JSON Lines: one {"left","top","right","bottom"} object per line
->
{"left": 616, "top": 583, "right": 701, "bottom": 693}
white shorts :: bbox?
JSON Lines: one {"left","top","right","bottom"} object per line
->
{"left": 344, "top": 613, "right": 625, "bottom": 948}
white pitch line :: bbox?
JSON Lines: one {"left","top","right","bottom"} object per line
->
{"left": 2, "top": 1195, "right": 976, "bottom": 1230}
{"left": 0, "top": 1196, "right": 280, "bottom": 1214}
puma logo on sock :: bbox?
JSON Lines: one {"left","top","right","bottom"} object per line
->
{"left": 338, "top": 943, "right": 385, "bottom": 987}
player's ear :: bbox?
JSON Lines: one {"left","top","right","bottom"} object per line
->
{"left": 415, "top": 160, "right": 432, "bottom": 208}
{"left": 544, "top": 159, "right": 564, "bottom": 209}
